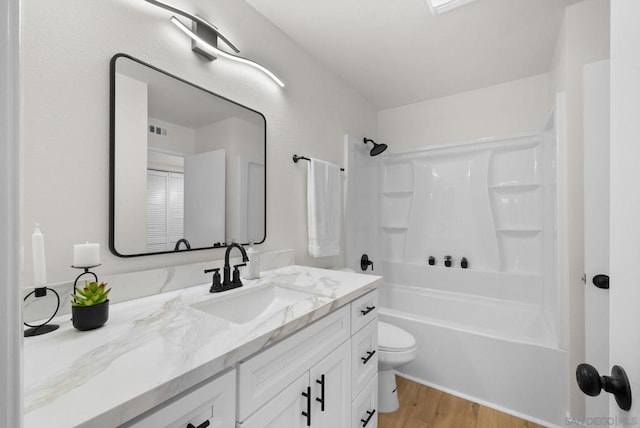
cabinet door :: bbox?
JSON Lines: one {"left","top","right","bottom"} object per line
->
{"left": 309, "top": 341, "right": 351, "bottom": 428}
{"left": 237, "top": 306, "right": 350, "bottom": 420}
{"left": 239, "top": 373, "right": 311, "bottom": 428}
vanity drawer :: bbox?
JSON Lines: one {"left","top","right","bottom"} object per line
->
{"left": 351, "top": 290, "right": 378, "bottom": 334}
{"left": 237, "top": 305, "right": 351, "bottom": 421}
{"left": 351, "top": 318, "right": 378, "bottom": 399}
{"left": 122, "top": 369, "right": 235, "bottom": 428}
{"left": 352, "top": 375, "right": 378, "bottom": 428}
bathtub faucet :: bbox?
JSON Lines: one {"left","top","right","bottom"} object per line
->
{"left": 361, "top": 254, "right": 374, "bottom": 271}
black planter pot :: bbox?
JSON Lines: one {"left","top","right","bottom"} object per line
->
{"left": 71, "top": 300, "right": 109, "bottom": 331}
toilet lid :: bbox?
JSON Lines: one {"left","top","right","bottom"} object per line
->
{"left": 378, "top": 321, "right": 416, "bottom": 351}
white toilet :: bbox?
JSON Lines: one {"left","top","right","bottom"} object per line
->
{"left": 377, "top": 321, "right": 418, "bottom": 413}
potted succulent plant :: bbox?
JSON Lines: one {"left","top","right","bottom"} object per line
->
{"left": 71, "top": 281, "right": 111, "bottom": 331}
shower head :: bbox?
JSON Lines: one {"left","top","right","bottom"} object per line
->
{"left": 363, "top": 138, "right": 388, "bottom": 156}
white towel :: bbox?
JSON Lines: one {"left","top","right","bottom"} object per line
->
{"left": 307, "top": 158, "right": 341, "bottom": 257}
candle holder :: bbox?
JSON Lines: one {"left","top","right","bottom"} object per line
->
{"left": 71, "top": 264, "right": 101, "bottom": 289}
{"left": 24, "top": 287, "right": 60, "bottom": 337}
{"left": 70, "top": 264, "right": 110, "bottom": 331}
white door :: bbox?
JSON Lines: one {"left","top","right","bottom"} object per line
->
{"left": 246, "top": 161, "right": 265, "bottom": 242}
{"left": 310, "top": 341, "right": 351, "bottom": 427}
{"left": 236, "top": 158, "right": 265, "bottom": 243}
{"left": 184, "top": 149, "right": 225, "bottom": 247}
{"left": 608, "top": 1, "right": 640, "bottom": 423}
{"left": 583, "top": 60, "right": 610, "bottom": 420}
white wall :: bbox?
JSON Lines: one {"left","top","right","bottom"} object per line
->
{"left": 549, "top": 0, "right": 610, "bottom": 419}
{"left": 148, "top": 117, "right": 196, "bottom": 155}
{"left": 378, "top": 73, "right": 551, "bottom": 149}
{"left": 22, "top": 0, "right": 376, "bottom": 284}
{"left": 1, "top": 0, "right": 22, "bottom": 425}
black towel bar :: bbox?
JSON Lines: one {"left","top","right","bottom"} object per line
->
{"left": 293, "top": 154, "right": 344, "bottom": 171}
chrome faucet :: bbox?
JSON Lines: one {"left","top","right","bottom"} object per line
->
{"left": 174, "top": 238, "right": 191, "bottom": 251}
{"left": 222, "top": 243, "right": 249, "bottom": 290}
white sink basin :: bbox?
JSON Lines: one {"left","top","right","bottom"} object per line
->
{"left": 191, "top": 284, "right": 319, "bottom": 324}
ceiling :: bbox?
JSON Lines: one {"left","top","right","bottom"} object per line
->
{"left": 244, "top": 0, "right": 583, "bottom": 109}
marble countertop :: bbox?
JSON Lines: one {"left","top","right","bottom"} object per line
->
{"left": 24, "top": 265, "right": 381, "bottom": 428}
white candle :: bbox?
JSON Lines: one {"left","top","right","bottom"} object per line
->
{"left": 32, "top": 223, "right": 47, "bottom": 287}
{"left": 73, "top": 242, "right": 101, "bottom": 267}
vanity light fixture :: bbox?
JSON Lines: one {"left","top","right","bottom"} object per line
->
{"left": 144, "top": 0, "right": 285, "bottom": 87}
{"left": 170, "top": 17, "right": 285, "bottom": 87}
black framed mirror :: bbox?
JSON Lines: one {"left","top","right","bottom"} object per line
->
{"left": 109, "top": 54, "right": 266, "bottom": 257}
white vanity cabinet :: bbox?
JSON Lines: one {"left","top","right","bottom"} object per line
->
{"left": 239, "top": 341, "right": 351, "bottom": 428}
{"left": 236, "top": 305, "right": 351, "bottom": 422}
{"left": 121, "top": 369, "right": 236, "bottom": 428}
{"left": 236, "top": 305, "right": 351, "bottom": 427}
{"left": 237, "top": 290, "right": 379, "bottom": 428}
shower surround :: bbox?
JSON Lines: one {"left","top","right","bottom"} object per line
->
{"left": 345, "top": 101, "right": 567, "bottom": 426}
{"left": 380, "top": 132, "right": 556, "bottom": 273}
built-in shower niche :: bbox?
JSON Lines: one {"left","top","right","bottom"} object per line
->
{"left": 380, "top": 159, "right": 414, "bottom": 262}
{"left": 488, "top": 140, "right": 541, "bottom": 186}
{"left": 380, "top": 194, "right": 412, "bottom": 262}
{"left": 488, "top": 138, "right": 544, "bottom": 273}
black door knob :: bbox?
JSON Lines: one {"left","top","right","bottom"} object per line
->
{"left": 592, "top": 274, "right": 610, "bottom": 289}
{"left": 576, "top": 364, "right": 632, "bottom": 411}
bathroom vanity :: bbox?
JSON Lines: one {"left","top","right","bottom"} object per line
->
{"left": 23, "top": 265, "right": 380, "bottom": 428}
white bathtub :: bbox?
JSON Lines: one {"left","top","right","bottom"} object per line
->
{"left": 379, "top": 283, "right": 567, "bottom": 427}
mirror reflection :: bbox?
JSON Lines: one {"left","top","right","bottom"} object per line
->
{"left": 110, "top": 54, "right": 266, "bottom": 257}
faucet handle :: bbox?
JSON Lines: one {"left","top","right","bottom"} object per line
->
{"left": 205, "top": 268, "right": 222, "bottom": 293}
{"left": 232, "top": 263, "right": 246, "bottom": 284}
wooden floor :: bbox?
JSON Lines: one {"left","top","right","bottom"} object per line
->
{"left": 378, "top": 377, "right": 546, "bottom": 428}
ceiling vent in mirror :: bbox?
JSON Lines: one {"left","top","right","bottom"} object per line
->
{"left": 425, "top": 0, "right": 477, "bottom": 15}
{"left": 143, "top": 0, "right": 285, "bottom": 87}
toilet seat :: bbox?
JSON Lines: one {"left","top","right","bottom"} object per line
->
{"left": 378, "top": 321, "right": 416, "bottom": 352}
